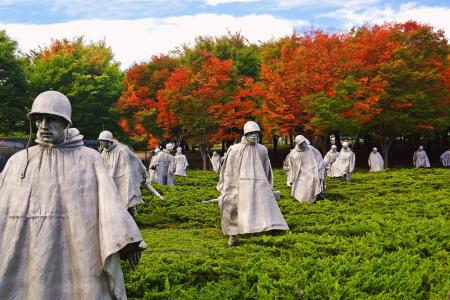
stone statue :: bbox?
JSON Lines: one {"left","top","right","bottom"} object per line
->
{"left": 217, "top": 121, "right": 289, "bottom": 246}
{"left": 287, "top": 135, "right": 325, "bottom": 204}
{"left": 152, "top": 143, "right": 175, "bottom": 186}
{"left": 330, "top": 142, "right": 355, "bottom": 182}
{"left": 148, "top": 148, "right": 161, "bottom": 182}
{"left": 98, "top": 130, "right": 162, "bottom": 216}
{"left": 210, "top": 151, "right": 222, "bottom": 173}
{"left": 440, "top": 149, "right": 450, "bottom": 167}
{"left": 323, "top": 145, "right": 339, "bottom": 177}
{"left": 413, "top": 146, "right": 430, "bottom": 168}
{"left": 368, "top": 147, "right": 384, "bottom": 172}
{"left": 174, "top": 147, "right": 189, "bottom": 177}
{"left": 0, "top": 91, "right": 145, "bottom": 299}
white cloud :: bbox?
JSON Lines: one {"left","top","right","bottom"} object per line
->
{"left": 320, "top": 2, "right": 450, "bottom": 38}
{"left": 1, "top": 14, "right": 307, "bottom": 69}
{"left": 204, "top": 0, "right": 261, "bottom": 6}
{"left": 279, "top": 0, "right": 381, "bottom": 9}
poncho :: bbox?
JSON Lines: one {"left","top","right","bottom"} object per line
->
{"left": 413, "top": 150, "right": 430, "bottom": 168}
{"left": 148, "top": 154, "right": 158, "bottom": 182}
{"left": 288, "top": 146, "right": 324, "bottom": 203}
{"left": 368, "top": 152, "right": 384, "bottom": 172}
{"left": 100, "top": 141, "right": 147, "bottom": 208}
{"left": 440, "top": 150, "right": 450, "bottom": 167}
{"left": 0, "top": 128, "right": 143, "bottom": 300}
{"left": 210, "top": 154, "right": 222, "bottom": 172}
{"left": 174, "top": 153, "right": 189, "bottom": 176}
{"left": 283, "top": 150, "right": 293, "bottom": 186}
{"left": 309, "top": 145, "right": 325, "bottom": 181}
{"left": 153, "top": 149, "right": 175, "bottom": 186}
{"left": 331, "top": 148, "right": 355, "bottom": 177}
{"left": 323, "top": 150, "right": 339, "bottom": 176}
{"left": 217, "top": 137, "right": 289, "bottom": 235}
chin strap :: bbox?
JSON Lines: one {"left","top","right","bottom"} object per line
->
{"left": 21, "top": 119, "right": 33, "bottom": 179}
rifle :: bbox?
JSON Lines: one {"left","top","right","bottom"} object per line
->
{"left": 145, "top": 181, "right": 164, "bottom": 200}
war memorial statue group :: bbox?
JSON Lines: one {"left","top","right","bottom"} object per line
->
{"left": 0, "top": 91, "right": 448, "bottom": 299}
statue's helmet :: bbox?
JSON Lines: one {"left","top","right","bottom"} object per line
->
{"left": 243, "top": 121, "right": 261, "bottom": 135}
{"left": 342, "top": 142, "right": 349, "bottom": 147}
{"left": 98, "top": 130, "right": 114, "bottom": 141}
{"left": 373, "top": 147, "right": 378, "bottom": 151}
{"left": 331, "top": 145, "right": 337, "bottom": 149}
{"left": 154, "top": 148, "right": 161, "bottom": 153}
{"left": 294, "top": 135, "right": 308, "bottom": 145}
{"left": 166, "top": 143, "right": 174, "bottom": 150}
{"left": 27, "top": 91, "right": 72, "bottom": 125}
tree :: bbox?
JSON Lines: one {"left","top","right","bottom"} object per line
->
{"left": 260, "top": 31, "right": 350, "bottom": 148}
{"left": 26, "top": 37, "right": 124, "bottom": 139}
{"left": 157, "top": 51, "right": 235, "bottom": 169}
{"left": 114, "top": 55, "right": 179, "bottom": 148}
{"left": 348, "top": 22, "right": 449, "bottom": 166}
{"left": 0, "top": 30, "right": 28, "bottom": 134}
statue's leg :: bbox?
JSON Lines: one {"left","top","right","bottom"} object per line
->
{"left": 128, "top": 206, "right": 137, "bottom": 218}
{"left": 228, "top": 235, "right": 238, "bottom": 247}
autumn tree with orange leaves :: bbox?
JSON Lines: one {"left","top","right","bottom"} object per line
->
{"left": 114, "top": 55, "right": 179, "bottom": 149}
{"left": 113, "top": 22, "right": 448, "bottom": 168}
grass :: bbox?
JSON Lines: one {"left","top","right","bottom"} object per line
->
{"left": 123, "top": 168, "right": 450, "bottom": 299}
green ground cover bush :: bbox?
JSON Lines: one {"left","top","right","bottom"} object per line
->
{"left": 125, "top": 168, "right": 450, "bottom": 299}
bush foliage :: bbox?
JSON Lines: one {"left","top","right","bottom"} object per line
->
{"left": 124, "top": 168, "right": 450, "bottom": 299}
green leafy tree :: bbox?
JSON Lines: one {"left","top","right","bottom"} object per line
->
{"left": 26, "top": 37, "right": 124, "bottom": 139}
{"left": 0, "top": 30, "right": 28, "bottom": 134}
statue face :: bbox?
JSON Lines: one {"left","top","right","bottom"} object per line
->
{"left": 99, "top": 140, "right": 111, "bottom": 150}
{"left": 298, "top": 141, "right": 308, "bottom": 151}
{"left": 34, "top": 113, "right": 67, "bottom": 145}
{"left": 245, "top": 132, "right": 259, "bottom": 144}
{"left": 373, "top": 149, "right": 377, "bottom": 153}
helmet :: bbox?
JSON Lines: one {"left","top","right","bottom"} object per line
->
{"left": 331, "top": 145, "right": 337, "bottom": 149}
{"left": 154, "top": 148, "right": 161, "bottom": 153}
{"left": 373, "top": 147, "right": 378, "bottom": 151}
{"left": 98, "top": 130, "right": 114, "bottom": 141}
{"left": 342, "top": 142, "right": 349, "bottom": 147}
{"left": 27, "top": 91, "right": 72, "bottom": 125}
{"left": 294, "top": 135, "right": 308, "bottom": 145}
{"left": 243, "top": 121, "right": 261, "bottom": 135}
{"left": 166, "top": 143, "right": 174, "bottom": 150}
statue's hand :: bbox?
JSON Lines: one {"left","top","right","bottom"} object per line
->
{"left": 120, "top": 241, "right": 147, "bottom": 270}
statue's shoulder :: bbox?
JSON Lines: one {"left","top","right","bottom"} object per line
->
{"left": 76, "top": 145, "right": 102, "bottom": 163}
{"left": 227, "top": 143, "right": 244, "bottom": 153}
{"left": 256, "top": 143, "right": 268, "bottom": 154}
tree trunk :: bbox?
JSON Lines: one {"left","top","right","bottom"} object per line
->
{"left": 381, "top": 134, "right": 394, "bottom": 168}
{"left": 289, "top": 135, "right": 294, "bottom": 148}
{"left": 317, "top": 135, "right": 329, "bottom": 155}
{"left": 334, "top": 131, "right": 341, "bottom": 148}
{"left": 200, "top": 143, "right": 209, "bottom": 170}
{"left": 221, "top": 140, "right": 226, "bottom": 153}
{"left": 272, "top": 136, "right": 278, "bottom": 153}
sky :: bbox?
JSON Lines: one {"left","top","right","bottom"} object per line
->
{"left": 1, "top": 0, "right": 449, "bottom": 69}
